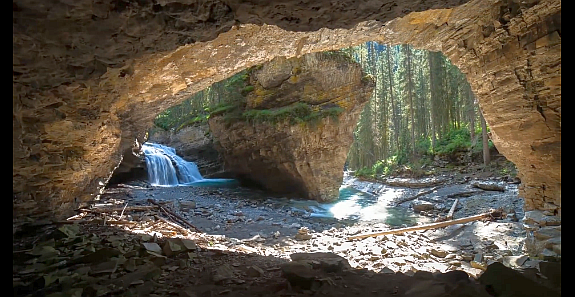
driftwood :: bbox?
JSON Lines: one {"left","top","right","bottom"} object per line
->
{"left": 147, "top": 199, "right": 202, "bottom": 233}
{"left": 446, "top": 199, "right": 459, "bottom": 220}
{"left": 385, "top": 178, "right": 445, "bottom": 188}
{"left": 55, "top": 219, "right": 137, "bottom": 225}
{"left": 77, "top": 205, "right": 157, "bottom": 214}
{"left": 471, "top": 181, "right": 506, "bottom": 192}
{"left": 347, "top": 211, "right": 494, "bottom": 240}
{"left": 394, "top": 186, "right": 440, "bottom": 206}
{"left": 446, "top": 190, "right": 482, "bottom": 199}
{"left": 154, "top": 215, "right": 190, "bottom": 235}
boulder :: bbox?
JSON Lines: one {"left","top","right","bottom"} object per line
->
{"left": 478, "top": 262, "right": 560, "bottom": 297}
{"left": 208, "top": 52, "right": 374, "bottom": 202}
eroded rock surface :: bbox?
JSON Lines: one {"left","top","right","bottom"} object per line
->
{"left": 208, "top": 52, "right": 374, "bottom": 201}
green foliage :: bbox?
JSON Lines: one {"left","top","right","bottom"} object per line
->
{"left": 415, "top": 137, "right": 432, "bottom": 155}
{"left": 175, "top": 114, "right": 210, "bottom": 132}
{"left": 434, "top": 128, "right": 471, "bottom": 154}
{"left": 241, "top": 85, "right": 255, "bottom": 96}
{"left": 354, "top": 167, "right": 375, "bottom": 178}
{"left": 151, "top": 68, "right": 252, "bottom": 132}
{"left": 240, "top": 102, "right": 343, "bottom": 126}
{"left": 209, "top": 102, "right": 239, "bottom": 116}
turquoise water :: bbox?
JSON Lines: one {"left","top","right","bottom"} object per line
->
{"left": 296, "top": 186, "right": 420, "bottom": 227}
{"left": 180, "top": 178, "right": 240, "bottom": 188}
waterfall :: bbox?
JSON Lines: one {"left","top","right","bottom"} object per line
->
{"left": 141, "top": 142, "right": 204, "bottom": 186}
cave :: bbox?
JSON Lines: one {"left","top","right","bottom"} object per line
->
{"left": 13, "top": 0, "right": 560, "bottom": 295}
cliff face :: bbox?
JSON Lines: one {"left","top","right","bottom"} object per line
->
{"left": 209, "top": 52, "right": 374, "bottom": 201}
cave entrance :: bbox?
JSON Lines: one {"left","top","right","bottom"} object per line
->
{"left": 109, "top": 41, "right": 522, "bottom": 237}
{"left": 12, "top": 0, "right": 559, "bottom": 263}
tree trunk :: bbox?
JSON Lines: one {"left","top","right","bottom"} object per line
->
{"left": 405, "top": 46, "right": 416, "bottom": 156}
{"left": 386, "top": 46, "right": 399, "bottom": 151}
{"left": 428, "top": 51, "right": 437, "bottom": 150}
{"left": 480, "top": 108, "right": 490, "bottom": 166}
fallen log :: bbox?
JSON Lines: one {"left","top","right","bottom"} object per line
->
{"left": 77, "top": 205, "right": 157, "bottom": 213}
{"left": 394, "top": 186, "right": 440, "bottom": 206}
{"left": 446, "top": 199, "right": 459, "bottom": 220}
{"left": 385, "top": 178, "right": 445, "bottom": 188}
{"left": 347, "top": 211, "right": 494, "bottom": 240}
{"left": 471, "top": 181, "right": 506, "bottom": 192}
{"left": 55, "top": 219, "right": 137, "bottom": 225}
{"left": 446, "top": 190, "right": 482, "bottom": 198}
{"left": 154, "top": 215, "right": 190, "bottom": 236}
{"left": 147, "top": 199, "right": 202, "bottom": 233}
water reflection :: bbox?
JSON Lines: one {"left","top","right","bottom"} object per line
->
{"left": 308, "top": 186, "right": 420, "bottom": 227}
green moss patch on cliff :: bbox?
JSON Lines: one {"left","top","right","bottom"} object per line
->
{"left": 240, "top": 102, "right": 343, "bottom": 125}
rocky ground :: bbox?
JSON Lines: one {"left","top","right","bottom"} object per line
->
{"left": 13, "top": 161, "right": 561, "bottom": 297}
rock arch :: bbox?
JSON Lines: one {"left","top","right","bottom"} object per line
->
{"left": 13, "top": 0, "right": 560, "bottom": 255}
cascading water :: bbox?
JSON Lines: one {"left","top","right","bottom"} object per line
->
{"left": 142, "top": 142, "right": 222, "bottom": 186}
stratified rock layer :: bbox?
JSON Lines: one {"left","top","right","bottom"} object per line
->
{"left": 209, "top": 52, "right": 374, "bottom": 201}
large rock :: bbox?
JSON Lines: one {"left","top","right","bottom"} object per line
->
{"left": 479, "top": 262, "right": 560, "bottom": 297}
{"left": 208, "top": 51, "right": 374, "bottom": 202}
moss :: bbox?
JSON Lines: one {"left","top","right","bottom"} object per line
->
{"left": 175, "top": 115, "right": 209, "bottom": 132}
{"left": 209, "top": 103, "right": 238, "bottom": 116}
{"left": 240, "top": 85, "right": 255, "bottom": 96}
{"left": 238, "top": 102, "right": 343, "bottom": 127}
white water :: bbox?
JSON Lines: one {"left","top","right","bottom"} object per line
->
{"left": 142, "top": 142, "right": 234, "bottom": 187}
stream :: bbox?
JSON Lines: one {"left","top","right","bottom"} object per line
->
{"left": 111, "top": 142, "right": 522, "bottom": 241}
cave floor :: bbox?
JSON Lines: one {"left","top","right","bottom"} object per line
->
{"left": 13, "top": 162, "right": 561, "bottom": 296}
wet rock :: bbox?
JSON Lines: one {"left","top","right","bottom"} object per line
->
{"left": 478, "top": 262, "right": 560, "bottom": 297}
